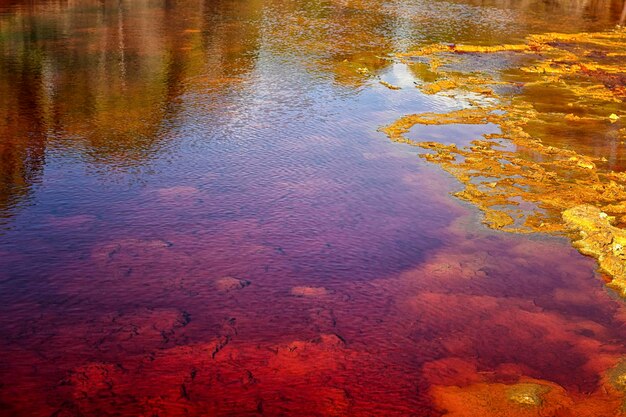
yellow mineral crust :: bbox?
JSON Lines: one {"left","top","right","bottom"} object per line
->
{"left": 421, "top": 79, "right": 458, "bottom": 95}
{"left": 417, "top": 74, "right": 504, "bottom": 96}
{"left": 380, "top": 106, "right": 626, "bottom": 234}
{"left": 400, "top": 43, "right": 538, "bottom": 57}
{"left": 379, "top": 80, "right": 401, "bottom": 90}
{"left": 399, "top": 27, "right": 626, "bottom": 100}
{"left": 401, "top": 28, "right": 626, "bottom": 58}
{"left": 563, "top": 205, "right": 626, "bottom": 297}
{"left": 383, "top": 27, "right": 626, "bottom": 299}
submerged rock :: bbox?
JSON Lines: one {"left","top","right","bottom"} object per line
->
{"left": 431, "top": 374, "right": 626, "bottom": 416}
{"left": 290, "top": 286, "right": 329, "bottom": 297}
{"left": 608, "top": 359, "right": 626, "bottom": 392}
{"left": 215, "top": 276, "right": 251, "bottom": 291}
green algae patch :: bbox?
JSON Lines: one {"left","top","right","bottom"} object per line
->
{"left": 506, "top": 383, "right": 551, "bottom": 407}
{"left": 381, "top": 27, "right": 626, "bottom": 299}
{"left": 608, "top": 359, "right": 626, "bottom": 393}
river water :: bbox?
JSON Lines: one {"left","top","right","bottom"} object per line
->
{"left": 1, "top": 0, "right": 625, "bottom": 416}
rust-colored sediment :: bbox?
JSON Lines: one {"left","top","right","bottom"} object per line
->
{"left": 381, "top": 27, "right": 626, "bottom": 299}
{"left": 430, "top": 355, "right": 626, "bottom": 415}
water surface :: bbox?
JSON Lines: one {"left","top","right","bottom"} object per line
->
{"left": 1, "top": 0, "right": 626, "bottom": 415}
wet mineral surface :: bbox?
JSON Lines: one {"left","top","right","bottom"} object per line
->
{"left": 381, "top": 27, "right": 626, "bottom": 297}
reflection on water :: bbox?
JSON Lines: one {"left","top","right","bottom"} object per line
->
{"left": 1, "top": 0, "right": 626, "bottom": 415}
{"left": 1, "top": 0, "right": 623, "bottom": 217}
{"left": 0, "top": 0, "right": 265, "bottom": 219}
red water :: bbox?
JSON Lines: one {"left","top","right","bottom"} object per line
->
{"left": 4, "top": 205, "right": 625, "bottom": 416}
{"left": 1, "top": 0, "right": 626, "bottom": 416}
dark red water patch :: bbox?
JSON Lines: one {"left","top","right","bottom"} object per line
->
{"left": 2, "top": 208, "right": 626, "bottom": 416}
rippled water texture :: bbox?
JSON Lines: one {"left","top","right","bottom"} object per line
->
{"left": 1, "top": 0, "right": 626, "bottom": 416}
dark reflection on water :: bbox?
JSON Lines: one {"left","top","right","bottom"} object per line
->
{"left": 1, "top": 0, "right": 626, "bottom": 416}
{"left": 1, "top": 0, "right": 624, "bottom": 219}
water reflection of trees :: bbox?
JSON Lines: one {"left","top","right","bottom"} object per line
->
{"left": 0, "top": 0, "right": 262, "bottom": 217}
{"left": 462, "top": 0, "right": 625, "bottom": 24}
{"left": 0, "top": 0, "right": 625, "bottom": 221}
